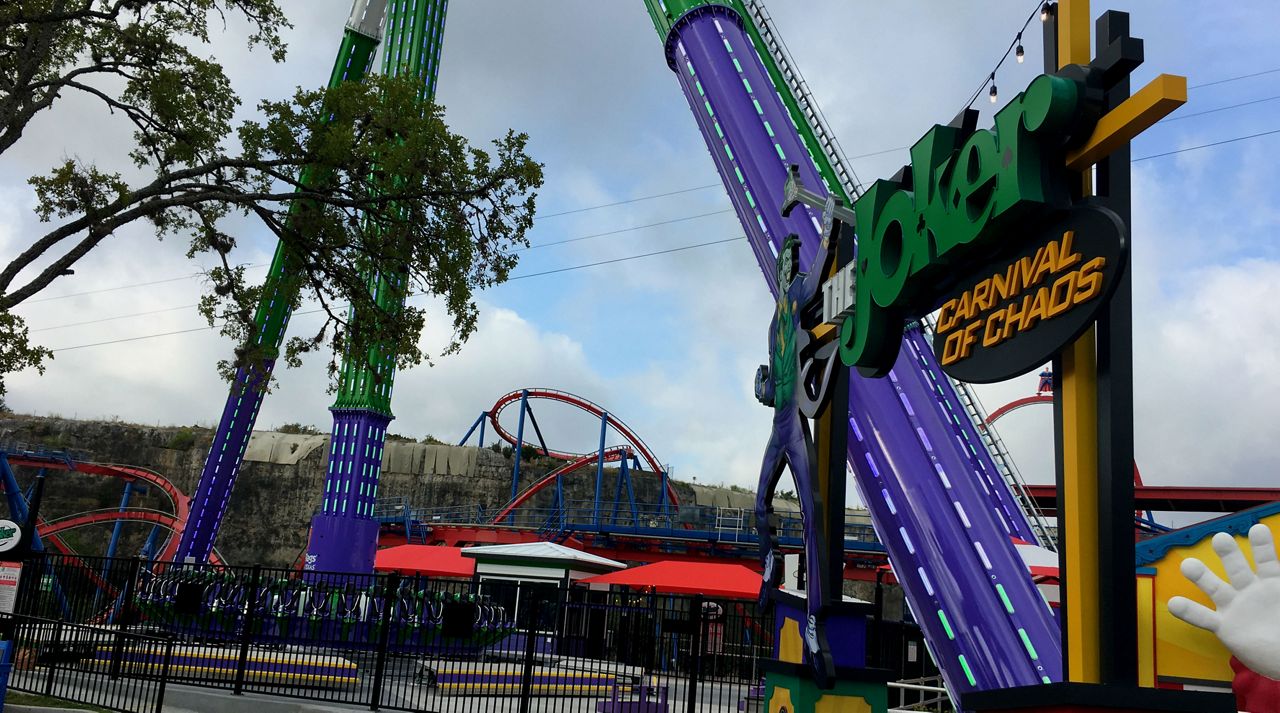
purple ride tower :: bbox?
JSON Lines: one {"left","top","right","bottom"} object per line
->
{"left": 644, "top": 1, "right": 1062, "bottom": 695}
{"left": 177, "top": 0, "right": 392, "bottom": 563}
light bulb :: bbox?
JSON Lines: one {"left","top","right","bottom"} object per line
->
{"left": 1041, "top": 3, "right": 1051, "bottom": 21}
{"left": 1016, "top": 44, "right": 1025, "bottom": 63}
{"left": 989, "top": 84, "right": 998, "bottom": 103}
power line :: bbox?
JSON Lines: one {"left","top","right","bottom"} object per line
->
{"left": 1189, "top": 66, "right": 1280, "bottom": 90}
{"left": 24, "top": 270, "right": 250, "bottom": 304}
{"left": 506, "top": 236, "right": 744, "bottom": 281}
{"left": 23, "top": 64, "right": 1280, "bottom": 307}
{"left": 47, "top": 236, "right": 746, "bottom": 353}
{"left": 1157, "top": 94, "right": 1280, "bottom": 123}
{"left": 51, "top": 325, "right": 218, "bottom": 352}
{"left": 847, "top": 87, "right": 1280, "bottom": 165}
{"left": 24, "top": 197, "right": 733, "bottom": 304}
{"left": 521, "top": 209, "right": 734, "bottom": 251}
{"left": 1132, "top": 126, "right": 1280, "bottom": 162}
{"left": 534, "top": 183, "right": 721, "bottom": 219}
{"left": 32, "top": 303, "right": 199, "bottom": 332}
{"left": 32, "top": 120, "right": 1280, "bottom": 336}
{"left": 34, "top": 118, "right": 1280, "bottom": 352}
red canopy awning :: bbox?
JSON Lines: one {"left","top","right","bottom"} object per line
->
{"left": 579, "top": 561, "right": 762, "bottom": 600}
{"left": 374, "top": 545, "right": 475, "bottom": 578}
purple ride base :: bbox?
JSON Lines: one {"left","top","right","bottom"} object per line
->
{"left": 663, "top": 4, "right": 1061, "bottom": 694}
{"left": 306, "top": 409, "right": 393, "bottom": 573}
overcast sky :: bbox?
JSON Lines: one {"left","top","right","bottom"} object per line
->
{"left": 4, "top": 1, "right": 1279, "bottom": 510}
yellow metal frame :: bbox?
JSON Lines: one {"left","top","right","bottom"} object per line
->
{"left": 1054, "top": 0, "right": 1185, "bottom": 686}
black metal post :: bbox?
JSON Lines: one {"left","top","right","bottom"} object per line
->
{"left": 44, "top": 618, "right": 61, "bottom": 697}
{"left": 368, "top": 572, "right": 397, "bottom": 711}
{"left": 686, "top": 594, "right": 704, "bottom": 713}
{"left": 872, "top": 568, "right": 885, "bottom": 668}
{"left": 17, "top": 551, "right": 45, "bottom": 618}
{"left": 155, "top": 635, "right": 174, "bottom": 713}
{"left": 232, "top": 565, "right": 262, "bottom": 695}
{"left": 109, "top": 557, "right": 142, "bottom": 680}
{"left": 1094, "top": 10, "right": 1139, "bottom": 686}
{"left": 518, "top": 582, "right": 538, "bottom": 713}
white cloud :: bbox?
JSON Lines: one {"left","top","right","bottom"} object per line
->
{"left": 4, "top": 0, "right": 1278, "bottom": 522}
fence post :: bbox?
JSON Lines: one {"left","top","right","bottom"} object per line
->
{"left": 368, "top": 572, "right": 398, "bottom": 711}
{"left": 108, "top": 557, "right": 142, "bottom": 680}
{"left": 43, "top": 618, "right": 62, "bottom": 697}
{"left": 154, "top": 635, "right": 174, "bottom": 713}
{"left": 232, "top": 565, "right": 261, "bottom": 695}
{"left": 686, "top": 595, "right": 704, "bottom": 713}
{"left": 517, "top": 581, "right": 538, "bottom": 713}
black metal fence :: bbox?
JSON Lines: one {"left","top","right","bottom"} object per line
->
{"left": 12, "top": 551, "right": 774, "bottom": 712}
{"left": 3, "top": 614, "right": 172, "bottom": 713}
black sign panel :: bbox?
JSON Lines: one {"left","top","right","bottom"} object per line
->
{"left": 931, "top": 204, "right": 1127, "bottom": 383}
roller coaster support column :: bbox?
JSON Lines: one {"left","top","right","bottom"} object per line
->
{"left": 509, "top": 390, "right": 530, "bottom": 524}
{"left": 305, "top": 0, "right": 449, "bottom": 574}
{"left": 178, "top": 0, "right": 391, "bottom": 564}
{"left": 0, "top": 456, "right": 44, "bottom": 556}
{"left": 593, "top": 412, "right": 608, "bottom": 527}
{"left": 104, "top": 482, "right": 135, "bottom": 562}
{"left": 458, "top": 412, "right": 489, "bottom": 448}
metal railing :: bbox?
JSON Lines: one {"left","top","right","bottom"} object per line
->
{"left": 742, "top": 0, "right": 863, "bottom": 200}
{"left": 372, "top": 498, "right": 886, "bottom": 551}
{"left": 3, "top": 614, "right": 172, "bottom": 713}
{"left": 16, "top": 552, "right": 787, "bottom": 713}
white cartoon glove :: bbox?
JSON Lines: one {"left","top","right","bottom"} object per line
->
{"left": 1168, "top": 524, "right": 1280, "bottom": 680}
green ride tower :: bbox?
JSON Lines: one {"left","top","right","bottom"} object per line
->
{"left": 304, "top": 0, "right": 449, "bottom": 574}
{"left": 178, "top": 0, "right": 394, "bottom": 564}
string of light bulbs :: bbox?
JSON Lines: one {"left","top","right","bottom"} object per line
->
{"left": 965, "top": 1, "right": 1055, "bottom": 110}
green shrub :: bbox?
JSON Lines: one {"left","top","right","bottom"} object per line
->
{"left": 166, "top": 428, "right": 196, "bottom": 450}
{"left": 277, "top": 423, "right": 322, "bottom": 435}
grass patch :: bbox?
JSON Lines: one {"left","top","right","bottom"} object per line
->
{"left": 5, "top": 690, "right": 114, "bottom": 712}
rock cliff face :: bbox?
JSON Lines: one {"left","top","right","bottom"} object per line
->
{"left": 0, "top": 414, "right": 694, "bottom": 566}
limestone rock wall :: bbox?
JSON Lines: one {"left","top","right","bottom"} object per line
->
{"left": 0, "top": 414, "right": 694, "bottom": 566}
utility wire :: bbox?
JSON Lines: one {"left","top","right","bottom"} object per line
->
{"left": 520, "top": 209, "right": 734, "bottom": 251}
{"left": 24, "top": 271, "right": 255, "bottom": 303}
{"left": 23, "top": 68, "right": 1280, "bottom": 306}
{"left": 32, "top": 303, "right": 199, "bottom": 333}
{"left": 26, "top": 199, "right": 732, "bottom": 304}
{"left": 1132, "top": 127, "right": 1280, "bottom": 162}
{"left": 47, "top": 236, "right": 747, "bottom": 353}
{"left": 849, "top": 86, "right": 1280, "bottom": 164}
{"left": 506, "top": 236, "right": 744, "bottom": 281}
{"left": 30, "top": 122, "right": 1280, "bottom": 337}
{"left": 1189, "top": 67, "right": 1280, "bottom": 90}
{"left": 535, "top": 183, "right": 721, "bottom": 219}
{"left": 1157, "top": 94, "right": 1280, "bottom": 123}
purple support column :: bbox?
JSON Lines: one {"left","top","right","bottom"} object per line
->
{"left": 664, "top": 5, "right": 1060, "bottom": 694}
{"left": 303, "top": 409, "right": 391, "bottom": 573}
{"left": 178, "top": 362, "right": 272, "bottom": 562}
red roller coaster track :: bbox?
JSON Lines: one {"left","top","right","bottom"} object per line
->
{"left": 487, "top": 388, "right": 681, "bottom": 507}
{"left": 979, "top": 394, "right": 1054, "bottom": 429}
{"left": 491, "top": 447, "right": 632, "bottom": 523}
{"left": 8, "top": 456, "right": 190, "bottom": 561}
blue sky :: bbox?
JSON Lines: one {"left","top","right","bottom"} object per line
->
{"left": 4, "top": 1, "right": 1280, "bottom": 506}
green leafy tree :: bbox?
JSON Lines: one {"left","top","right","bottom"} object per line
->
{"left": 0, "top": 1, "right": 543, "bottom": 395}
